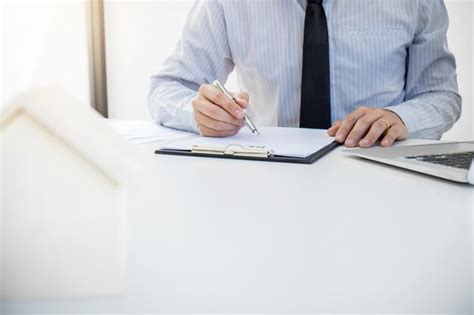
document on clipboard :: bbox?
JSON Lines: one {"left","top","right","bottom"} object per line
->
{"left": 155, "top": 127, "right": 339, "bottom": 164}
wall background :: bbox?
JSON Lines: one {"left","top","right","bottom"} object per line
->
{"left": 104, "top": 0, "right": 196, "bottom": 119}
{"left": 1, "top": 0, "right": 92, "bottom": 110}
{"left": 1, "top": 0, "right": 473, "bottom": 140}
{"left": 442, "top": 0, "right": 474, "bottom": 140}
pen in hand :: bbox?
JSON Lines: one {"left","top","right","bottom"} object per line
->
{"left": 212, "top": 80, "right": 261, "bottom": 136}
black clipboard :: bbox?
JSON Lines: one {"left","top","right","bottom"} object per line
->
{"left": 155, "top": 140, "right": 339, "bottom": 164}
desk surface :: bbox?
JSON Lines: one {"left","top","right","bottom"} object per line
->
{"left": 3, "top": 140, "right": 473, "bottom": 314}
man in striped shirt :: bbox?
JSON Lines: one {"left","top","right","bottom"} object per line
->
{"left": 149, "top": 0, "right": 461, "bottom": 148}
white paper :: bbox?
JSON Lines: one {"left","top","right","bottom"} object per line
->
{"left": 161, "top": 127, "right": 334, "bottom": 158}
{"left": 105, "top": 119, "right": 195, "bottom": 144}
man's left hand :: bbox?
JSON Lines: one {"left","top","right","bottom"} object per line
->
{"left": 327, "top": 107, "right": 409, "bottom": 148}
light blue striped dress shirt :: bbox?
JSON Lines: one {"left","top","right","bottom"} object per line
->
{"left": 149, "top": 0, "right": 461, "bottom": 139}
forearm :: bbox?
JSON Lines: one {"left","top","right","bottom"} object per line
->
{"left": 388, "top": 0, "right": 462, "bottom": 140}
{"left": 148, "top": 75, "right": 199, "bottom": 133}
{"left": 147, "top": 0, "right": 233, "bottom": 133}
{"left": 387, "top": 90, "right": 462, "bottom": 139}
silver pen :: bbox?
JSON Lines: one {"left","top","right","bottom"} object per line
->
{"left": 212, "top": 80, "right": 261, "bottom": 136}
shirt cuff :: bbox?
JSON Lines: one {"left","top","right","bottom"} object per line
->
{"left": 179, "top": 95, "right": 199, "bottom": 133}
{"left": 384, "top": 102, "right": 419, "bottom": 136}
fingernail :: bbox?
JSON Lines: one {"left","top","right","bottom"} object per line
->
{"left": 382, "top": 140, "right": 389, "bottom": 146}
{"left": 235, "top": 110, "right": 244, "bottom": 118}
{"left": 360, "top": 140, "right": 369, "bottom": 147}
{"left": 346, "top": 139, "right": 355, "bottom": 147}
{"left": 336, "top": 134, "right": 344, "bottom": 142}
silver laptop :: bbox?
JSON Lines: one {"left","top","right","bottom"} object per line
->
{"left": 345, "top": 141, "right": 474, "bottom": 184}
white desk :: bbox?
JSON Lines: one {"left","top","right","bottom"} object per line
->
{"left": 2, "top": 140, "right": 473, "bottom": 314}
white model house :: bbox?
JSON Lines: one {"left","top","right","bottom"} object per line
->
{"left": 0, "top": 88, "right": 139, "bottom": 299}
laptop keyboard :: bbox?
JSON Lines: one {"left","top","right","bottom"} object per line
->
{"left": 404, "top": 151, "right": 474, "bottom": 170}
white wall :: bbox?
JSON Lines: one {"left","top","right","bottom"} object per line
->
{"left": 1, "top": 0, "right": 92, "bottom": 111}
{"left": 104, "top": 0, "right": 473, "bottom": 139}
{"left": 442, "top": 0, "right": 474, "bottom": 141}
{"left": 104, "top": 0, "right": 195, "bottom": 120}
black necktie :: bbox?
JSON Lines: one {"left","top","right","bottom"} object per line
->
{"left": 300, "top": 0, "right": 331, "bottom": 129}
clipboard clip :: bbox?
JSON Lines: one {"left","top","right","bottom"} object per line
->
{"left": 191, "top": 144, "right": 270, "bottom": 158}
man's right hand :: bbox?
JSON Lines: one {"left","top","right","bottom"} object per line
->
{"left": 192, "top": 84, "right": 249, "bottom": 137}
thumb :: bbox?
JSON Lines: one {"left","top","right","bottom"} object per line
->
{"left": 234, "top": 91, "right": 249, "bottom": 109}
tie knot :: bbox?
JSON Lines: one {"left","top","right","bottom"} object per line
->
{"left": 308, "top": 0, "right": 323, "bottom": 4}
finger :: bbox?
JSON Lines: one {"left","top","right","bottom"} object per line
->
{"left": 200, "top": 85, "right": 245, "bottom": 119}
{"left": 194, "top": 110, "right": 241, "bottom": 132}
{"left": 194, "top": 98, "right": 242, "bottom": 127}
{"left": 327, "top": 120, "right": 342, "bottom": 136}
{"left": 234, "top": 91, "right": 249, "bottom": 109}
{"left": 359, "top": 119, "right": 388, "bottom": 148}
{"left": 335, "top": 107, "right": 367, "bottom": 143}
{"left": 197, "top": 124, "right": 240, "bottom": 138}
{"left": 381, "top": 124, "right": 406, "bottom": 147}
{"left": 344, "top": 109, "right": 385, "bottom": 147}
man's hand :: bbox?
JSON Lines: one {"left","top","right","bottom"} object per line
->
{"left": 192, "top": 84, "right": 249, "bottom": 137}
{"left": 327, "top": 107, "right": 409, "bottom": 147}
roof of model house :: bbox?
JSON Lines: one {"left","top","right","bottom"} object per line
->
{"left": 1, "top": 87, "right": 141, "bottom": 185}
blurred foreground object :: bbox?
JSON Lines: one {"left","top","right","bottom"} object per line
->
{"left": 0, "top": 88, "right": 139, "bottom": 299}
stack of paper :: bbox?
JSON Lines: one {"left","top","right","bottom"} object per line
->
{"left": 105, "top": 119, "right": 195, "bottom": 144}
